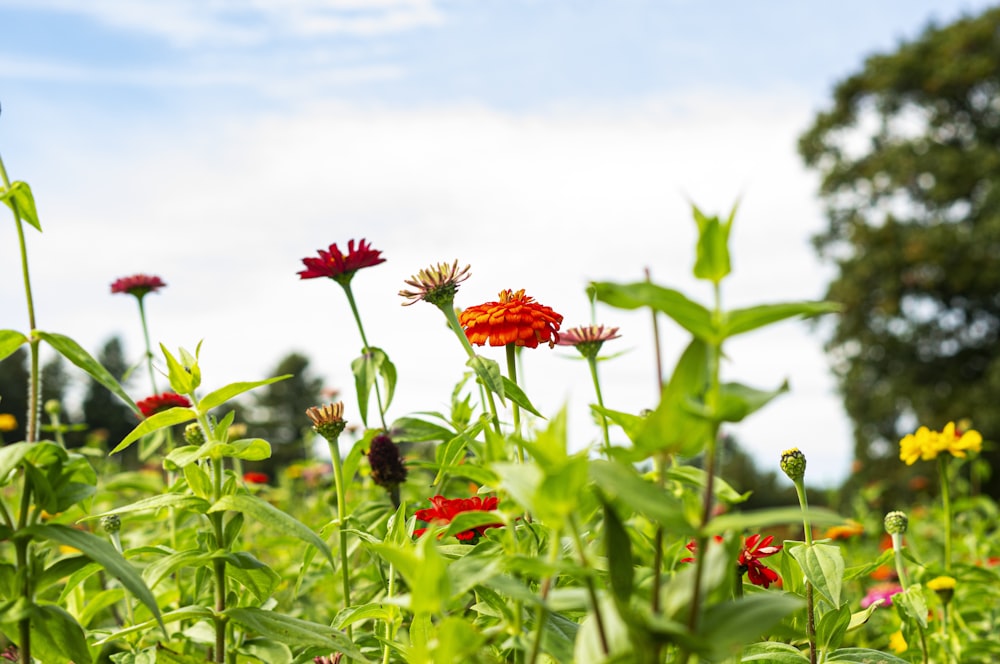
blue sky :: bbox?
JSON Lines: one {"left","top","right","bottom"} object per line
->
{"left": 2, "top": 0, "right": 996, "bottom": 484}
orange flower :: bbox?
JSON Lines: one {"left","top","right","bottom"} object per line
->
{"left": 459, "top": 289, "right": 563, "bottom": 348}
{"left": 824, "top": 521, "right": 864, "bottom": 540}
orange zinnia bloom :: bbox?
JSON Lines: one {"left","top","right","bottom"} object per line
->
{"left": 459, "top": 289, "right": 563, "bottom": 348}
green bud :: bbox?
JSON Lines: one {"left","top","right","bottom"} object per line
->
{"left": 101, "top": 514, "right": 121, "bottom": 534}
{"left": 884, "top": 510, "right": 908, "bottom": 535}
{"left": 780, "top": 448, "right": 806, "bottom": 482}
{"left": 184, "top": 423, "right": 205, "bottom": 446}
{"left": 43, "top": 400, "right": 61, "bottom": 416}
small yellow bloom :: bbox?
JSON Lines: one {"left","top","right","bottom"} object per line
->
{"left": 889, "top": 630, "right": 907, "bottom": 654}
{"left": 899, "top": 422, "right": 981, "bottom": 465}
{"left": 926, "top": 575, "right": 956, "bottom": 591}
{"left": 0, "top": 413, "right": 17, "bottom": 432}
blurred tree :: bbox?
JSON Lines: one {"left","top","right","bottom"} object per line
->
{"left": 799, "top": 7, "right": 1000, "bottom": 496}
{"left": 244, "top": 352, "right": 326, "bottom": 475}
{"left": 0, "top": 347, "right": 29, "bottom": 443}
{"left": 82, "top": 337, "right": 138, "bottom": 466}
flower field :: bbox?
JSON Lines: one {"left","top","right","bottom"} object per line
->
{"left": 3, "top": 153, "right": 1000, "bottom": 663}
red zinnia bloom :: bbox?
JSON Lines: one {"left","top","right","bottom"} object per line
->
{"left": 298, "top": 239, "right": 385, "bottom": 285}
{"left": 459, "top": 289, "right": 563, "bottom": 348}
{"left": 414, "top": 495, "right": 502, "bottom": 541}
{"left": 738, "top": 534, "right": 782, "bottom": 588}
{"left": 136, "top": 392, "right": 192, "bottom": 418}
{"left": 680, "top": 535, "right": 723, "bottom": 563}
{"left": 243, "top": 472, "right": 269, "bottom": 485}
{"left": 111, "top": 274, "right": 166, "bottom": 298}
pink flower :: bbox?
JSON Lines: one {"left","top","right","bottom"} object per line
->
{"left": 136, "top": 392, "right": 192, "bottom": 418}
{"left": 111, "top": 274, "right": 166, "bottom": 298}
{"left": 861, "top": 583, "right": 903, "bottom": 608}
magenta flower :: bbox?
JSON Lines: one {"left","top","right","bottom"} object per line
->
{"left": 136, "top": 392, "right": 192, "bottom": 418}
{"left": 298, "top": 239, "right": 385, "bottom": 285}
{"left": 861, "top": 583, "right": 903, "bottom": 608}
{"left": 111, "top": 274, "right": 166, "bottom": 299}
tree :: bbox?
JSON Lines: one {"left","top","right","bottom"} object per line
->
{"left": 82, "top": 336, "right": 138, "bottom": 466}
{"left": 799, "top": 7, "right": 1000, "bottom": 495}
{"left": 0, "top": 347, "right": 29, "bottom": 443}
{"left": 244, "top": 352, "right": 326, "bottom": 473}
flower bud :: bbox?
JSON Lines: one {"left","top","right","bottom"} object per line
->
{"left": 101, "top": 514, "right": 121, "bottom": 534}
{"left": 184, "top": 423, "right": 205, "bottom": 446}
{"left": 884, "top": 510, "right": 908, "bottom": 535}
{"left": 780, "top": 448, "right": 806, "bottom": 482}
{"left": 43, "top": 400, "right": 61, "bottom": 416}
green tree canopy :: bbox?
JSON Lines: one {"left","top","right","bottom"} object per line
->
{"left": 799, "top": 7, "right": 1000, "bottom": 495}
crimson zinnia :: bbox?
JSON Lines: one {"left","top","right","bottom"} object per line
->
{"left": 298, "top": 238, "right": 385, "bottom": 285}
{"left": 136, "top": 392, "right": 192, "bottom": 418}
{"left": 682, "top": 534, "right": 782, "bottom": 589}
{"left": 459, "top": 289, "right": 563, "bottom": 348}
{"left": 414, "top": 495, "right": 502, "bottom": 541}
{"left": 111, "top": 274, "right": 166, "bottom": 298}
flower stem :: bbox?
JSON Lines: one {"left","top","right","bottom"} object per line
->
{"left": 136, "top": 296, "right": 158, "bottom": 395}
{"left": 792, "top": 477, "right": 817, "bottom": 664}
{"left": 527, "top": 527, "right": 562, "bottom": 664}
{"left": 938, "top": 456, "right": 952, "bottom": 572}
{"left": 505, "top": 343, "right": 524, "bottom": 463}
{"left": 586, "top": 356, "right": 612, "bottom": 456}
{"left": 2, "top": 153, "right": 40, "bottom": 444}
{"left": 327, "top": 435, "right": 353, "bottom": 638}
{"left": 342, "top": 283, "right": 387, "bottom": 430}
{"left": 439, "top": 304, "right": 502, "bottom": 435}
{"left": 568, "top": 514, "right": 609, "bottom": 656}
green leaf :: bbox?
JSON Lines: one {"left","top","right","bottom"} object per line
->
{"left": 225, "top": 607, "right": 362, "bottom": 657}
{"left": 442, "top": 510, "right": 504, "bottom": 540}
{"left": 12, "top": 604, "right": 91, "bottom": 664}
{"left": 816, "top": 602, "right": 852, "bottom": 651}
{"left": 742, "top": 641, "right": 810, "bottom": 662}
{"left": 591, "top": 281, "right": 716, "bottom": 342}
{"left": 467, "top": 354, "right": 505, "bottom": 401}
{"left": 0, "top": 442, "right": 31, "bottom": 487}
{"left": 92, "top": 606, "right": 214, "bottom": 646}
{"left": 0, "top": 329, "right": 27, "bottom": 362}
{"left": 36, "top": 330, "right": 138, "bottom": 412}
{"left": 198, "top": 375, "right": 291, "bottom": 412}
{"left": 501, "top": 376, "right": 543, "bottom": 417}
{"left": 712, "top": 380, "right": 789, "bottom": 422}
{"left": 209, "top": 493, "right": 333, "bottom": 566}
{"left": 111, "top": 407, "right": 197, "bottom": 454}
{"left": 391, "top": 416, "right": 454, "bottom": 443}
{"left": 826, "top": 648, "right": 911, "bottom": 663}
{"left": 847, "top": 601, "right": 883, "bottom": 632}
{"left": 692, "top": 203, "right": 734, "bottom": 283}
{"left": 635, "top": 338, "right": 711, "bottom": 457}
{"left": 333, "top": 602, "right": 396, "bottom": 629}
{"left": 602, "top": 499, "right": 634, "bottom": 604}
{"left": 590, "top": 459, "right": 696, "bottom": 535}
{"left": 590, "top": 405, "right": 645, "bottom": 444}
{"left": 23, "top": 524, "right": 164, "bottom": 632}
{"left": 225, "top": 551, "right": 280, "bottom": 602}
{"left": 666, "top": 466, "right": 749, "bottom": 504}
{"left": 84, "top": 493, "right": 210, "bottom": 520}
{"left": 160, "top": 344, "right": 194, "bottom": 395}
{"left": 705, "top": 507, "right": 845, "bottom": 535}
{"left": 351, "top": 347, "right": 394, "bottom": 427}
{"left": 895, "top": 584, "right": 928, "bottom": 629}
{"left": 1, "top": 180, "right": 41, "bottom": 231}
{"left": 787, "top": 542, "right": 845, "bottom": 607}
{"left": 723, "top": 301, "right": 840, "bottom": 338}
{"left": 700, "top": 593, "right": 805, "bottom": 657}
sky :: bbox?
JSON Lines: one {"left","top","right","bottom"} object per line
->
{"left": 1, "top": 0, "right": 996, "bottom": 486}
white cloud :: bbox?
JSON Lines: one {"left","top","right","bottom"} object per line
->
{"left": 2, "top": 90, "right": 852, "bottom": 485}
{"left": 0, "top": 0, "right": 446, "bottom": 45}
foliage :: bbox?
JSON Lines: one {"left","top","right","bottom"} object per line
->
{"left": 798, "top": 5, "right": 1000, "bottom": 497}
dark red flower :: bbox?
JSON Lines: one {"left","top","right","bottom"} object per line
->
{"left": 111, "top": 274, "right": 166, "bottom": 298}
{"left": 414, "top": 495, "right": 502, "bottom": 541}
{"left": 298, "top": 239, "right": 385, "bottom": 285}
{"left": 459, "top": 289, "right": 563, "bottom": 348}
{"left": 368, "top": 433, "right": 407, "bottom": 489}
{"left": 680, "top": 535, "right": 723, "bottom": 563}
{"left": 136, "top": 392, "right": 192, "bottom": 418}
{"left": 738, "top": 534, "right": 782, "bottom": 588}
{"left": 243, "top": 472, "right": 269, "bottom": 485}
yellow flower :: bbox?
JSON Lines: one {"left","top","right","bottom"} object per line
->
{"left": 926, "top": 575, "right": 956, "bottom": 591}
{"left": 0, "top": 413, "right": 17, "bottom": 432}
{"left": 889, "top": 630, "right": 907, "bottom": 654}
{"left": 899, "top": 422, "right": 981, "bottom": 465}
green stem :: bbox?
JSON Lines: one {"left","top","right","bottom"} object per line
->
{"left": 586, "top": 356, "right": 612, "bottom": 456}
{"left": 16, "top": 478, "right": 32, "bottom": 664}
{"left": 137, "top": 297, "right": 158, "bottom": 395}
{"left": 527, "top": 528, "right": 563, "bottom": 664}
{"left": 793, "top": 478, "right": 817, "bottom": 664}
{"left": 939, "top": 456, "right": 952, "bottom": 572}
{"left": 210, "top": 457, "right": 227, "bottom": 663}
{"left": 505, "top": 343, "right": 524, "bottom": 463}
{"left": 110, "top": 532, "right": 136, "bottom": 625}
{"left": 568, "top": 514, "right": 609, "bottom": 656}
{"left": 381, "top": 563, "right": 397, "bottom": 664}
{"left": 327, "top": 435, "right": 353, "bottom": 638}
{"left": 342, "top": 283, "right": 387, "bottom": 430}
{"left": 439, "top": 304, "right": 502, "bottom": 435}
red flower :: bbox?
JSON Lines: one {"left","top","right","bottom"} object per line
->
{"left": 680, "top": 535, "right": 723, "bottom": 563}
{"left": 681, "top": 534, "right": 782, "bottom": 589}
{"left": 136, "top": 392, "right": 192, "bottom": 418}
{"left": 738, "top": 534, "right": 782, "bottom": 588}
{"left": 459, "top": 289, "right": 563, "bottom": 348}
{"left": 298, "top": 239, "right": 385, "bottom": 285}
{"left": 414, "top": 495, "right": 502, "bottom": 541}
{"left": 111, "top": 274, "right": 166, "bottom": 298}
{"left": 243, "top": 472, "right": 269, "bottom": 485}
